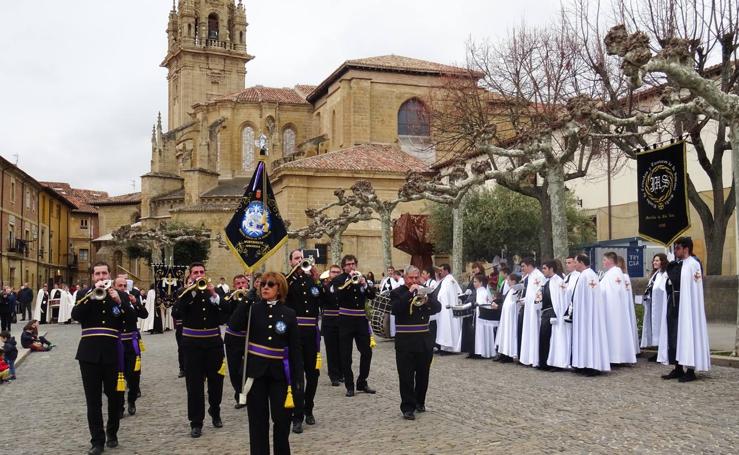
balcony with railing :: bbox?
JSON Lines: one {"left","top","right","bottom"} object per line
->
{"left": 7, "top": 239, "right": 29, "bottom": 257}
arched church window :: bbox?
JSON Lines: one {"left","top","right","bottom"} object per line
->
{"left": 398, "top": 98, "right": 430, "bottom": 136}
{"left": 208, "top": 14, "right": 219, "bottom": 40}
{"left": 242, "top": 125, "right": 255, "bottom": 170}
{"left": 283, "top": 127, "right": 296, "bottom": 156}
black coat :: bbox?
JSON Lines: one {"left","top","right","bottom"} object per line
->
{"left": 331, "top": 273, "right": 376, "bottom": 311}
{"left": 286, "top": 271, "right": 322, "bottom": 334}
{"left": 2, "top": 336, "right": 18, "bottom": 361}
{"left": 390, "top": 285, "right": 441, "bottom": 353}
{"left": 174, "top": 289, "right": 225, "bottom": 347}
{"left": 71, "top": 288, "right": 130, "bottom": 365}
{"left": 17, "top": 288, "right": 34, "bottom": 304}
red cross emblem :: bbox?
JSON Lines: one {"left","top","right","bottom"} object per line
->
{"left": 588, "top": 280, "right": 597, "bottom": 288}
{"left": 615, "top": 277, "right": 622, "bottom": 284}
{"left": 693, "top": 271, "right": 702, "bottom": 282}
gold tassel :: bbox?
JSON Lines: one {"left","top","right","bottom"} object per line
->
{"left": 315, "top": 352, "right": 322, "bottom": 370}
{"left": 370, "top": 335, "right": 377, "bottom": 349}
{"left": 138, "top": 339, "right": 146, "bottom": 353}
{"left": 284, "top": 385, "right": 295, "bottom": 409}
{"left": 116, "top": 372, "right": 126, "bottom": 392}
{"left": 134, "top": 356, "right": 141, "bottom": 372}
{"left": 218, "top": 358, "right": 227, "bottom": 376}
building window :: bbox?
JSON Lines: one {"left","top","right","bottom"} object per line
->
{"left": 10, "top": 178, "right": 16, "bottom": 203}
{"left": 79, "top": 249, "right": 89, "bottom": 262}
{"left": 80, "top": 218, "right": 89, "bottom": 229}
{"left": 208, "top": 13, "right": 219, "bottom": 40}
{"left": 283, "top": 127, "right": 296, "bottom": 156}
{"left": 398, "top": 98, "right": 430, "bottom": 136}
{"left": 25, "top": 188, "right": 30, "bottom": 209}
{"left": 242, "top": 125, "right": 255, "bottom": 170}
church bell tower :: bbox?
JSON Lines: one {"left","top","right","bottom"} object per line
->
{"left": 162, "top": 0, "right": 253, "bottom": 130}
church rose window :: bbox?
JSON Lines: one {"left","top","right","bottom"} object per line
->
{"left": 398, "top": 98, "right": 430, "bottom": 136}
{"left": 283, "top": 127, "right": 296, "bottom": 156}
{"left": 242, "top": 126, "right": 255, "bottom": 170}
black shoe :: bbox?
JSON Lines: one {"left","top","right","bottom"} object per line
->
{"left": 648, "top": 353, "right": 658, "bottom": 362}
{"left": 357, "top": 385, "right": 376, "bottom": 394}
{"left": 415, "top": 405, "right": 426, "bottom": 413}
{"left": 402, "top": 411, "right": 415, "bottom": 420}
{"left": 105, "top": 439, "right": 118, "bottom": 448}
{"left": 118, "top": 409, "right": 125, "bottom": 419}
{"left": 87, "top": 446, "right": 104, "bottom": 455}
{"left": 190, "top": 427, "right": 202, "bottom": 438}
{"left": 178, "top": 370, "right": 185, "bottom": 378}
{"left": 128, "top": 403, "right": 136, "bottom": 416}
{"left": 292, "top": 421, "right": 303, "bottom": 434}
{"left": 662, "top": 368, "right": 684, "bottom": 380}
{"left": 212, "top": 417, "right": 223, "bottom": 428}
{"left": 331, "top": 379, "right": 340, "bottom": 386}
{"left": 305, "top": 414, "right": 316, "bottom": 425}
{"left": 679, "top": 370, "right": 697, "bottom": 383}
{"left": 338, "top": 377, "right": 344, "bottom": 383}
{"left": 345, "top": 389, "right": 355, "bottom": 397}
{"left": 234, "top": 403, "right": 247, "bottom": 409}
{"left": 137, "top": 391, "right": 141, "bottom": 398}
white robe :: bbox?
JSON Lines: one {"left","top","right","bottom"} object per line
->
{"left": 546, "top": 274, "right": 571, "bottom": 369}
{"left": 140, "top": 289, "right": 156, "bottom": 332}
{"left": 519, "top": 269, "right": 545, "bottom": 367}
{"left": 435, "top": 274, "right": 462, "bottom": 352}
{"left": 641, "top": 271, "right": 667, "bottom": 348}
{"left": 660, "top": 256, "right": 711, "bottom": 371}
{"left": 473, "top": 287, "right": 497, "bottom": 358}
{"left": 495, "top": 286, "right": 522, "bottom": 358}
{"left": 383, "top": 277, "right": 403, "bottom": 336}
{"left": 572, "top": 268, "right": 610, "bottom": 372}
{"left": 32, "top": 289, "right": 52, "bottom": 323}
{"left": 56, "top": 291, "right": 75, "bottom": 323}
{"left": 600, "top": 267, "right": 636, "bottom": 364}
{"left": 623, "top": 274, "right": 640, "bottom": 354}
{"left": 425, "top": 279, "right": 439, "bottom": 322}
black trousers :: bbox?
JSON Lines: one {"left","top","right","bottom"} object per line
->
{"left": 19, "top": 301, "right": 32, "bottom": 320}
{"left": 339, "top": 318, "right": 372, "bottom": 390}
{"left": 539, "top": 313, "right": 553, "bottom": 367}
{"left": 40, "top": 304, "right": 47, "bottom": 324}
{"left": 183, "top": 344, "right": 224, "bottom": 427}
{"left": 429, "top": 320, "right": 439, "bottom": 349}
{"left": 395, "top": 348, "right": 433, "bottom": 413}
{"left": 225, "top": 343, "right": 245, "bottom": 403}
{"left": 121, "top": 349, "right": 141, "bottom": 407}
{"left": 175, "top": 327, "right": 184, "bottom": 372}
{"left": 79, "top": 361, "right": 121, "bottom": 447}
{"left": 461, "top": 317, "right": 475, "bottom": 355}
{"left": 517, "top": 306, "right": 525, "bottom": 358}
{"left": 0, "top": 312, "right": 11, "bottom": 331}
{"left": 666, "top": 299, "right": 680, "bottom": 365}
{"left": 247, "top": 375, "right": 291, "bottom": 455}
{"left": 322, "top": 320, "right": 342, "bottom": 381}
{"left": 293, "top": 330, "right": 319, "bottom": 422}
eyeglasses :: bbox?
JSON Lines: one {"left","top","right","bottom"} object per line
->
{"left": 262, "top": 280, "right": 277, "bottom": 289}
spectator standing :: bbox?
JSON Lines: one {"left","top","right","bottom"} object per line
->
{"left": 0, "top": 289, "right": 12, "bottom": 331}
{"left": 18, "top": 283, "right": 34, "bottom": 321}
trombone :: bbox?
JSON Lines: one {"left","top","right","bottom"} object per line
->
{"left": 338, "top": 271, "right": 363, "bottom": 290}
{"left": 77, "top": 280, "right": 113, "bottom": 304}
{"left": 178, "top": 277, "right": 211, "bottom": 299}
{"left": 286, "top": 257, "right": 314, "bottom": 280}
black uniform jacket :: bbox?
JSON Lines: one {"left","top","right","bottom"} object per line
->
{"left": 331, "top": 273, "right": 376, "bottom": 311}
{"left": 174, "top": 289, "right": 226, "bottom": 348}
{"left": 224, "top": 294, "right": 251, "bottom": 349}
{"left": 390, "top": 285, "right": 441, "bottom": 353}
{"left": 71, "top": 288, "right": 129, "bottom": 365}
{"left": 539, "top": 280, "right": 553, "bottom": 320}
{"left": 286, "top": 271, "right": 322, "bottom": 334}
{"left": 229, "top": 299, "right": 304, "bottom": 388}
{"left": 121, "top": 292, "right": 149, "bottom": 354}
{"left": 320, "top": 281, "right": 340, "bottom": 325}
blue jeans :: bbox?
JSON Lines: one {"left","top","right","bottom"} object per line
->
{"left": 7, "top": 358, "right": 15, "bottom": 378}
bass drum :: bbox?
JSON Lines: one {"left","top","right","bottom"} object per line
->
{"left": 369, "top": 291, "right": 392, "bottom": 338}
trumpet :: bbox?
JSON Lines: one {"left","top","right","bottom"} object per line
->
{"left": 225, "top": 288, "right": 249, "bottom": 302}
{"left": 77, "top": 280, "right": 113, "bottom": 304}
{"left": 178, "top": 277, "right": 211, "bottom": 298}
{"left": 338, "top": 271, "right": 363, "bottom": 290}
{"left": 286, "top": 257, "right": 314, "bottom": 279}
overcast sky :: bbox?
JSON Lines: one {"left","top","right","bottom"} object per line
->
{"left": 0, "top": 0, "right": 561, "bottom": 195}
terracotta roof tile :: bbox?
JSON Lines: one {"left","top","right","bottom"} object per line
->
{"left": 93, "top": 192, "right": 142, "bottom": 206}
{"left": 275, "top": 144, "right": 430, "bottom": 174}
{"left": 40, "top": 181, "right": 108, "bottom": 213}
{"left": 218, "top": 86, "right": 310, "bottom": 104}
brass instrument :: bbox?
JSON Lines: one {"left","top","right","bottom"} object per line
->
{"left": 225, "top": 288, "right": 249, "bottom": 302}
{"left": 77, "top": 280, "right": 113, "bottom": 304}
{"left": 286, "top": 257, "right": 314, "bottom": 280}
{"left": 177, "top": 277, "right": 210, "bottom": 299}
{"left": 409, "top": 286, "right": 430, "bottom": 314}
{"left": 338, "top": 271, "right": 363, "bottom": 290}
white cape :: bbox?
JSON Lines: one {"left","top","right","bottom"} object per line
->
{"left": 495, "top": 286, "right": 521, "bottom": 357}
{"left": 600, "top": 267, "right": 636, "bottom": 364}
{"left": 140, "top": 289, "right": 156, "bottom": 332}
{"left": 519, "top": 269, "right": 544, "bottom": 367}
{"left": 435, "top": 274, "right": 462, "bottom": 352}
{"left": 546, "top": 274, "right": 571, "bottom": 369}
{"left": 623, "top": 274, "right": 640, "bottom": 354}
{"left": 572, "top": 268, "right": 610, "bottom": 371}
{"left": 57, "top": 291, "right": 75, "bottom": 323}
{"left": 32, "top": 289, "right": 52, "bottom": 323}
{"left": 664, "top": 256, "right": 711, "bottom": 371}
{"left": 641, "top": 271, "right": 667, "bottom": 348}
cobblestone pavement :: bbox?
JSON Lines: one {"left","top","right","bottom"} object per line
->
{"left": 1, "top": 324, "right": 738, "bottom": 454}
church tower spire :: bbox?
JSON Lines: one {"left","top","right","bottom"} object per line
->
{"left": 162, "top": 0, "right": 253, "bottom": 130}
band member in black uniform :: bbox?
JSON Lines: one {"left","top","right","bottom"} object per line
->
{"left": 229, "top": 271, "right": 304, "bottom": 455}
{"left": 174, "top": 262, "right": 226, "bottom": 438}
{"left": 390, "top": 266, "right": 441, "bottom": 420}
{"left": 537, "top": 261, "right": 557, "bottom": 370}
{"left": 331, "top": 254, "right": 377, "bottom": 397}
{"left": 224, "top": 274, "right": 251, "bottom": 409}
{"left": 114, "top": 276, "right": 149, "bottom": 416}
{"left": 71, "top": 262, "right": 129, "bottom": 455}
{"left": 320, "top": 264, "right": 343, "bottom": 386}
{"left": 285, "top": 249, "right": 322, "bottom": 433}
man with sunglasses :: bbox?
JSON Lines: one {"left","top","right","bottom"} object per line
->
{"left": 331, "top": 254, "right": 377, "bottom": 397}
{"left": 285, "top": 249, "right": 323, "bottom": 433}
{"left": 175, "top": 262, "right": 226, "bottom": 438}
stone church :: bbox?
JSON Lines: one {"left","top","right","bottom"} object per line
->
{"left": 99, "top": 0, "right": 475, "bottom": 281}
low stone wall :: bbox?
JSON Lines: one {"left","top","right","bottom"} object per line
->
{"left": 631, "top": 276, "right": 738, "bottom": 323}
